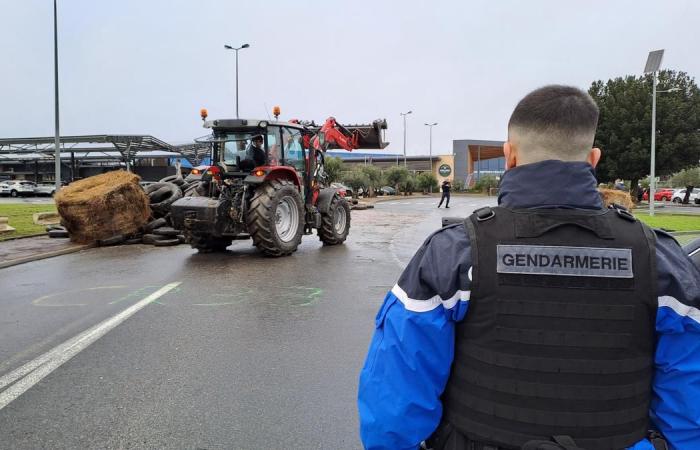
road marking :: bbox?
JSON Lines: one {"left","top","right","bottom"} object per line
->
{"left": 32, "top": 285, "right": 128, "bottom": 307}
{"left": 0, "top": 281, "right": 181, "bottom": 411}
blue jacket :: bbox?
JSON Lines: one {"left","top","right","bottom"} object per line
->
{"left": 358, "top": 160, "right": 700, "bottom": 450}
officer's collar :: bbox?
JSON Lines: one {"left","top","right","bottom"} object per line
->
{"left": 497, "top": 160, "right": 603, "bottom": 209}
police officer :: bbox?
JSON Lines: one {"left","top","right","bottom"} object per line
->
{"left": 358, "top": 85, "right": 700, "bottom": 450}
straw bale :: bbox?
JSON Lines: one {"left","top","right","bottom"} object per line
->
{"left": 55, "top": 171, "right": 150, "bottom": 243}
{"left": 599, "top": 188, "right": 634, "bottom": 210}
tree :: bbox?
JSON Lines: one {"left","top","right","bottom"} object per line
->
{"left": 399, "top": 173, "right": 418, "bottom": 195}
{"left": 324, "top": 156, "right": 344, "bottom": 183}
{"left": 384, "top": 166, "right": 409, "bottom": 191}
{"left": 342, "top": 168, "right": 369, "bottom": 198}
{"left": 670, "top": 166, "right": 700, "bottom": 187}
{"left": 416, "top": 172, "right": 438, "bottom": 193}
{"left": 360, "top": 165, "right": 384, "bottom": 197}
{"left": 588, "top": 70, "right": 700, "bottom": 199}
{"left": 474, "top": 175, "right": 500, "bottom": 193}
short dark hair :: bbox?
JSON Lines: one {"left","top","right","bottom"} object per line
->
{"left": 508, "top": 85, "right": 599, "bottom": 161}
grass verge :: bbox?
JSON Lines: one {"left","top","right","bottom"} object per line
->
{"left": 0, "top": 204, "right": 57, "bottom": 240}
{"left": 634, "top": 212, "right": 700, "bottom": 232}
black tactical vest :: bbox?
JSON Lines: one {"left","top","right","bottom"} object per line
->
{"left": 441, "top": 206, "right": 657, "bottom": 450}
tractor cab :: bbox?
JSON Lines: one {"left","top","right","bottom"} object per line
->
{"left": 197, "top": 119, "right": 309, "bottom": 178}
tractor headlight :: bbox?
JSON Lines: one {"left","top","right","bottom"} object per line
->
{"left": 259, "top": 121, "right": 268, "bottom": 128}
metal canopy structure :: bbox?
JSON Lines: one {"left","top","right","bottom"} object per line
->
{"left": 0, "top": 134, "right": 206, "bottom": 166}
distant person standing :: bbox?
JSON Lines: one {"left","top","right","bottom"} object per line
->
{"left": 437, "top": 180, "right": 451, "bottom": 208}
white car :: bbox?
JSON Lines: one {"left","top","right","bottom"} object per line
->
{"left": 0, "top": 180, "right": 36, "bottom": 197}
{"left": 672, "top": 187, "right": 699, "bottom": 204}
{"left": 34, "top": 182, "right": 57, "bottom": 196}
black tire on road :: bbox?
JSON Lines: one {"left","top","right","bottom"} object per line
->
{"left": 48, "top": 229, "right": 69, "bottom": 238}
{"left": 142, "top": 233, "right": 166, "bottom": 245}
{"left": 98, "top": 234, "right": 125, "bottom": 246}
{"left": 189, "top": 234, "right": 232, "bottom": 252}
{"left": 145, "top": 217, "right": 167, "bottom": 232}
{"left": 153, "top": 227, "right": 180, "bottom": 237}
{"left": 318, "top": 195, "right": 351, "bottom": 245}
{"left": 10, "top": 190, "right": 18, "bottom": 198}
{"left": 145, "top": 182, "right": 183, "bottom": 217}
{"left": 159, "top": 175, "right": 185, "bottom": 186}
{"left": 154, "top": 238, "right": 180, "bottom": 247}
{"left": 246, "top": 179, "right": 304, "bottom": 257}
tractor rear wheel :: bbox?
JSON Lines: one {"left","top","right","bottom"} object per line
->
{"left": 246, "top": 179, "right": 303, "bottom": 256}
{"left": 318, "top": 195, "right": 351, "bottom": 245}
{"left": 189, "top": 233, "right": 232, "bottom": 252}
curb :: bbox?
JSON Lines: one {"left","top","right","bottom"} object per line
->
{"left": 0, "top": 232, "right": 48, "bottom": 242}
{"left": 0, "top": 243, "right": 95, "bottom": 270}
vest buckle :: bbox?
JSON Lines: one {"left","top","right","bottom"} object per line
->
{"left": 474, "top": 207, "right": 495, "bottom": 222}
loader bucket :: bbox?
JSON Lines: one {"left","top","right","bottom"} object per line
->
{"left": 345, "top": 119, "right": 389, "bottom": 149}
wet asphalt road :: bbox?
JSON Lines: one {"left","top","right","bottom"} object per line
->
{"left": 0, "top": 195, "right": 495, "bottom": 450}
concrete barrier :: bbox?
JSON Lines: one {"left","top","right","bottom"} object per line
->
{"left": 32, "top": 212, "right": 61, "bottom": 225}
{"left": 0, "top": 217, "right": 16, "bottom": 234}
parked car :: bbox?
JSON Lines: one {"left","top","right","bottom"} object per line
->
{"left": 331, "top": 182, "right": 353, "bottom": 198}
{"left": 671, "top": 187, "right": 699, "bottom": 204}
{"left": 34, "top": 182, "right": 57, "bottom": 196}
{"left": 0, "top": 180, "right": 36, "bottom": 197}
{"left": 378, "top": 186, "right": 397, "bottom": 196}
{"left": 642, "top": 188, "right": 674, "bottom": 201}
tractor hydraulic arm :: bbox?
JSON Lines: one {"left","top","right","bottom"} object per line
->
{"left": 308, "top": 117, "right": 388, "bottom": 152}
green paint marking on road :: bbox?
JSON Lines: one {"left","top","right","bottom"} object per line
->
{"left": 32, "top": 285, "right": 129, "bottom": 307}
{"left": 286, "top": 286, "right": 324, "bottom": 308}
{"left": 192, "top": 288, "right": 256, "bottom": 307}
{"left": 108, "top": 285, "right": 161, "bottom": 305}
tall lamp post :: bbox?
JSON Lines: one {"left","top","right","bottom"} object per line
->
{"left": 53, "top": 0, "right": 61, "bottom": 192}
{"left": 224, "top": 43, "right": 250, "bottom": 118}
{"left": 400, "top": 110, "right": 412, "bottom": 167}
{"left": 643, "top": 49, "right": 680, "bottom": 216}
{"left": 424, "top": 122, "right": 438, "bottom": 192}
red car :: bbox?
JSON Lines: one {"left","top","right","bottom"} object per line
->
{"left": 642, "top": 188, "right": 674, "bottom": 201}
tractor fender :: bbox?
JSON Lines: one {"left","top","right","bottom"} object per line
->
{"left": 244, "top": 166, "right": 301, "bottom": 188}
{"left": 316, "top": 188, "right": 338, "bottom": 215}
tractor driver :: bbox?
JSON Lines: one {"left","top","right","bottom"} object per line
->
{"left": 245, "top": 135, "right": 267, "bottom": 168}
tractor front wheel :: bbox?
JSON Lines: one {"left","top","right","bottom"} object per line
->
{"left": 318, "top": 195, "right": 351, "bottom": 245}
{"left": 246, "top": 179, "right": 304, "bottom": 256}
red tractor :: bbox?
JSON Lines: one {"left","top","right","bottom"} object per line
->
{"left": 171, "top": 114, "right": 387, "bottom": 256}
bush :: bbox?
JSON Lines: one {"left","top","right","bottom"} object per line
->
{"left": 670, "top": 166, "right": 700, "bottom": 187}
{"left": 360, "top": 165, "right": 384, "bottom": 197}
{"left": 384, "top": 166, "right": 409, "bottom": 191}
{"left": 473, "top": 175, "right": 500, "bottom": 193}
{"left": 342, "top": 169, "right": 369, "bottom": 198}
{"left": 451, "top": 179, "right": 465, "bottom": 192}
{"left": 324, "top": 156, "right": 345, "bottom": 183}
{"left": 416, "top": 173, "right": 438, "bottom": 192}
{"left": 399, "top": 174, "right": 418, "bottom": 195}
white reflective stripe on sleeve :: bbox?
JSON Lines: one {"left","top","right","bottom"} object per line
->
{"left": 658, "top": 295, "right": 700, "bottom": 325}
{"left": 391, "top": 284, "right": 470, "bottom": 313}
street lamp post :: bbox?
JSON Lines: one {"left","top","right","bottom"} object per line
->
{"left": 53, "top": 0, "right": 61, "bottom": 192}
{"left": 224, "top": 43, "right": 250, "bottom": 118}
{"left": 643, "top": 49, "right": 681, "bottom": 216}
{"left": 425, "top": 122, "right": 437, "bottom": 192}
{"left": 400, "top": 110, "right": 412, "bottom": 167}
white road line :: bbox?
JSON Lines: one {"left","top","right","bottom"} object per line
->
{"left": 0, "top": 281, "right": 181, "bottom": 411}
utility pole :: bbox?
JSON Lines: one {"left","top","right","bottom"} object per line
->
{"left": 425, "top": 122, "right": 437, "bottom": 193}
{"left": 53, "top": 0, "right": 61, "bottom": 191}
{"left": 644, "top": 49, "right": 664, "bottom": 217}
{"left": 400, "top": 110, "right": 412, "bottom": 167}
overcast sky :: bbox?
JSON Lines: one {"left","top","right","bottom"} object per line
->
{"left": 1, "top": 0, "right": 698, "bottom": 156}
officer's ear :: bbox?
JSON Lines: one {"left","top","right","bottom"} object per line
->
{"left": 503, "top": 141, "right": 517, "bottom": 169}
{"left": 586, "top": 147, "right": 601, "bottom": 168}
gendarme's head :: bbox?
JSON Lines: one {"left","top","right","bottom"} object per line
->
{"left": 504, "top": 85, "right": 601, "bottom": 169}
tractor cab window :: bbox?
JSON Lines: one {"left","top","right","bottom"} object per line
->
{"left": 266, "top": 129, "right": 281, "bottom": 167}
{"left": 220, "top": 132, "right": 268, "bottom": 170}
{"left": 282, "top": 127, "right": 305, "bottom": 173}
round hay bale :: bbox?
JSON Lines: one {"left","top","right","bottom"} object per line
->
{"left": 55, "top": 171, "right": 151, "bottom": 244}
{"left": 599, "top": 188, "right": 634, "bottom": 210}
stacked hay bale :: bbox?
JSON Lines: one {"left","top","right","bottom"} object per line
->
{"left": 599, "top": 188, "right": 635, "bottom": 210}
{"left": 55, "top": 171, "right": 150, "bottom": 244}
